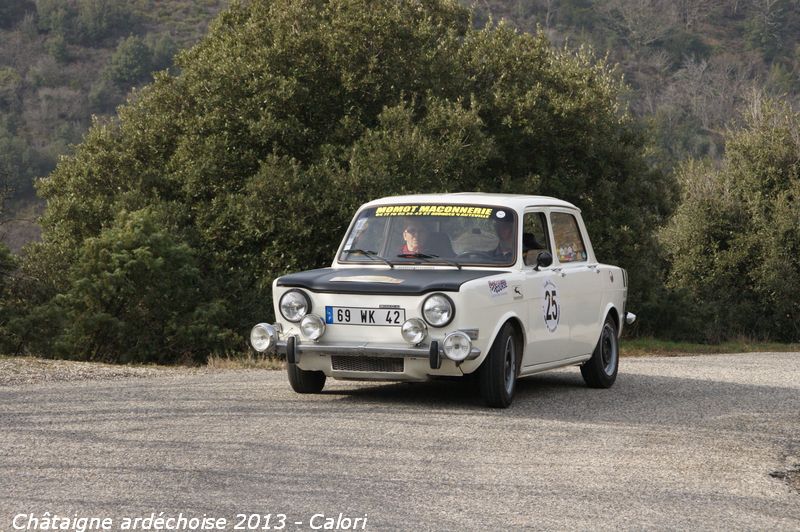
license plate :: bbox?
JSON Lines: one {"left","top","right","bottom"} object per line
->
{"left": 325, "top": 306, "right": 405, "bottom": 326}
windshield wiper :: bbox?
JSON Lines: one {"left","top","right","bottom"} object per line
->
{"left": 343, "top": 248, "right": 395, "bottom": 268}
{"left": 396, "top": 252, "right": 462, "bottom": 270}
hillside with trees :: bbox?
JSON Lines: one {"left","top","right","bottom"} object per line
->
{"left": 473, "top": 0, "right": 800, "bottom": 166}
{"left": 0, "top": 0, "right": 228, "bottom": 249}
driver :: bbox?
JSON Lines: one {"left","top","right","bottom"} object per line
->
{"left": 400, "top": 221, "right": 428, "bottom": 254}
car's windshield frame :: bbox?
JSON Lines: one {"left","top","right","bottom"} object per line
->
{"left": 336, "top": 203, "right": 519, "bottom": 268}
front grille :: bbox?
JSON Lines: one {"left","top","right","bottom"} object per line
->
{"left": 331, "top": 356, "right": 404, "bottom": 373}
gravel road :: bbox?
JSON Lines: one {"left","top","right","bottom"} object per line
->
{"left": 1, "top": 353, "right": 798, "bottom": 531}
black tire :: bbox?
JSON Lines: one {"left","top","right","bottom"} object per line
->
{"left": 581, "top": 315, "right": 619, "bottom": 388}
{"left": 287, "top": 362, "right": 326, "bottom": 393}
{"left": 479, "top": 323, "right": 519, "bottom": 408}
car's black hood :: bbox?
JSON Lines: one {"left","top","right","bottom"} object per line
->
{"left": 276, "top": 268, "right": 503, "bottom": 295}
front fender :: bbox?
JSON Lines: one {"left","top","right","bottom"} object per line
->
{"left": 459, "top": 310, "right": 526, "bottom": 374}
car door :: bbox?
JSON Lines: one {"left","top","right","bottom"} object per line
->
{"left": 520, "top": 209, "right": 572, "bottom": 367}
{"left": 550, "top": 209, "right": 604, "bottom": 357}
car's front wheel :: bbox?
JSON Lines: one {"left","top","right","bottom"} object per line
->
{"left": 479, "top": 323, "right": 519, "bottom": 408}
{"left": 287, "top": 362, "right": 326, "bottom": 393}
{"left": 580, "top": 315, "right": 619, "bottom": 388}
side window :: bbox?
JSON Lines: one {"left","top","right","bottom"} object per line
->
{"left": 551, "top": 212, "right": 587, "bottom": 263}
{"left": 522, "top": 212, "right": 550, "bottom": 266}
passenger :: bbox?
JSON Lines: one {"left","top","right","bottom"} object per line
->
{"left": 492, "top": 218, "right": 515, "bottom": 259}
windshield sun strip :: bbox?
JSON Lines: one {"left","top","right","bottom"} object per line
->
{"left": 339, "top": 204, "right": 518, "bottom": 267}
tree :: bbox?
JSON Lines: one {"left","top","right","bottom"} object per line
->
{"left": 674, "top": 0, "right": 719, "bottom": 30}
{"left": 0, "top": 67, "right": 22, "bottom": 111}
{"left": 75, "top": 0, "right": 131, "bottom": 44}
{"left": 0, "top": 163, "right": 17, "bottom": 353}
{"left": 34, "top": 208, "right": 233, "bottom": 362}
{"left": 20, "top": 0, "right": 674, "bottom": 361}
{"left": 146, "top": 33, "right": 177, "bottom": 72}
{"left": 104, "top": 35, "right": 152, "bottom": 86}
{"left": 601, "top": 0, "right": 677, "bottom": 48}
{"left": 661, "top": 96, "right": 800, "bottom": 341}
{"left": 35, "top": 0, "right": 76, "bottom": 38}
{"left": 745, "top": 0, "right": 793, "bottom": 61}
{"left": 0, "top": 241, "right": 17, "bottom": 353}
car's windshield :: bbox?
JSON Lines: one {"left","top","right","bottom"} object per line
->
{"left": 339, "top": 204, "right": 518, "bottom": 267}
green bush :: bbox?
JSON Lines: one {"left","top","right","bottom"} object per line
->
{"left": 75, "top": 0, "right": 133, "bottom": 44}
{"left": 0, "top": 244, "right": 14, "bottom": 290}
{"left": 146, "top": 33, "right": 177, "bottom": 72}
{"left": 35, "top": 0, "right": 75, "bottom": 36}
{"left": 104, "top": 35, "right": 153, "bottom": 85}
{"left": 0, "top": 243, "right": 19, "bottom": 353}
{"left": 744, "top": 0, "right": 793, "bottom": 62}
{"left": 0, "top": 68, "right": 22, "bottom": 111}
{"left": 0, "top": 124, "right": 42, "bottom": 197}
{"left": 45, "top": 34, "right": 70, "bottom": 63}
{"left": 661, "top": 98, "right": 800, "bottom": 341}
{"left": 88, "top": 77, "right": 123, "bottom": 114}
{"left": 40, "top": 208, "right": 233, "bottom": 362}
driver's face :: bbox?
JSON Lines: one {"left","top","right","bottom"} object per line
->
{"left": 403, "top": 225, "right": 424, "bottom": 251}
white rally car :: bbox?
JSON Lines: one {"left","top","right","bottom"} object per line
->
{"left": 251, "top": 193, "right": 635, "bottom": 407}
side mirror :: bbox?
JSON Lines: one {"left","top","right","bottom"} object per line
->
{"left": 535, "top": 251, "right": 553, "bottom": 270}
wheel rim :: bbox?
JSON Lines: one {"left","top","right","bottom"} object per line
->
{"left": 503, "top": 336, "right": 515, "bottom": 396}
{"left": 601, "top": 324, "right": 618, "bottom": 376}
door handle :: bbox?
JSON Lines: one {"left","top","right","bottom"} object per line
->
{"left": 553, "top": 267, "right": 566, "bottom": 277}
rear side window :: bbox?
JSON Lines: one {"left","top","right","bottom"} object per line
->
{"left": 551, "top": 212, "right": 587, "bottom": 263}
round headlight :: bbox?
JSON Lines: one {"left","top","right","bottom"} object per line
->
{"left": 250, "top": 323, "right": 277, "bottom": 352}
{"left": 300, "top": 314, "right": 326, "bottom": 340}
{"left": 279, "top": 290, "right": 310, "bottom": 322}
{"left": 443, "top": 331, "right": 472, "bottom": 362}
{"left": 422, "top": 293, "right": 454, "bottom": 327}
{"left": 401, "top": 318, "right": 427, "bottom": 345}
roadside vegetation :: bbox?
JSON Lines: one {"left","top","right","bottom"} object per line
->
{"left": 0, "top": 0, "right": 798, "bottom": 364}
{"left": 206, "top": 353, "right": 284, "bottom": 370}
{"left": 621, "top": 338, "right": 800, "bottom": 357}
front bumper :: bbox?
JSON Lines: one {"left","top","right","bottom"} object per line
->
{"left": 277, "top": 336, "right": 481, "bottom": 369}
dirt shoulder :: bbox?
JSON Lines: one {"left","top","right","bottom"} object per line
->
{"left": 0, "top": 354, "right": 284, "bottom": 387}
{"left": 0, "top": 356, "right": 205, "bottom": 386}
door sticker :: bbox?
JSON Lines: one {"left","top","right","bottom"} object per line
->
{"left": 543, "top": 280, "right": 560, "bottom": 333}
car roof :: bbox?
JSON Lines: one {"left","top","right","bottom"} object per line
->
{"left": 361, "top": 192, "right": 580, "bottom": 212}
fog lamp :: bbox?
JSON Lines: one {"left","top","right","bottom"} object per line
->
{"left": 300, "top": 314, "right": 326, "bottom": 340}
{"left": 442, "top": 331, "right": 471, "bottom": 362}
{"left": 250, "top": 323, "right": 278, "bottom": 352}
{"left": 401, "top": 318, "right": 427, "bottom": 345}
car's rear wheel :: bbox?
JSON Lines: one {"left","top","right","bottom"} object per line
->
{"left": 287, "top": 362, "right": 326, "bottom": 393}
{"left": 479, "top": 323, "right": 518, "bottom": 408}
{"left": 580, "top": 315, "right": 619, "bottom": 388}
